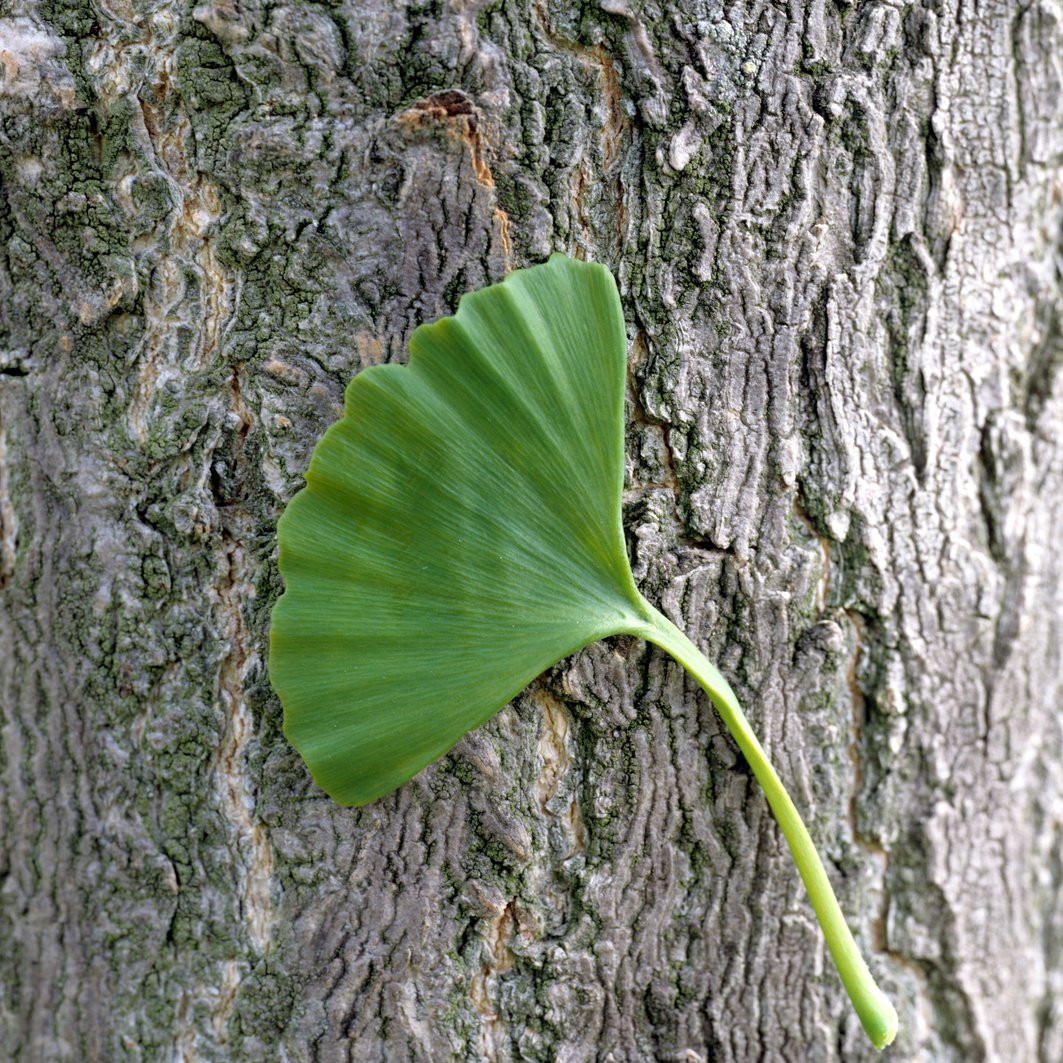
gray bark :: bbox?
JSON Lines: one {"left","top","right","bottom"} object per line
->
{"left": 2, "top": 0, "right": 1063, "bottom": 1060}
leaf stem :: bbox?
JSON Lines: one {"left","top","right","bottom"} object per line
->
{"left": 629, "top": 599, "right": 898, "bottom": 1050}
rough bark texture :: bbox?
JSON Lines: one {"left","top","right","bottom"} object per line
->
{"left": 2, "top": 0, "right": 1063, "bottom": 1060}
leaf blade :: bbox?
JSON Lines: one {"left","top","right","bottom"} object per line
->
{"left": 270, "top": 255, "right": 643, "bottom": 805}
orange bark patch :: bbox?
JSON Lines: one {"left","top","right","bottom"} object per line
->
{"left": 398, "top": 90, "right": 496, "bottom": 188}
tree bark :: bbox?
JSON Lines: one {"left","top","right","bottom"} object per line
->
{"left": 2, "top": 0, "right": 1063, "bottom": 1060}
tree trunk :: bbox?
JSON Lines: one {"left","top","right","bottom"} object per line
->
{"left": 2, "top": 0, "right": 1062, "bottom": 1060}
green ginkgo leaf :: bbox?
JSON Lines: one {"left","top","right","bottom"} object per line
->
{"left": 269, "top": 254, "right": 897, "bottom": 1050}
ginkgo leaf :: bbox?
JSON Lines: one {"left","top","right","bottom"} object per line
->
{"left": 268, "top": 254, "right": 897, "bottom": 1050}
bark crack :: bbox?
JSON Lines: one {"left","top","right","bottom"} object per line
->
{"left": 211, "top": 365, "right": 273, "bottom": 970}
{"left": 0, "top": 414, "right": 16, "bottom": 590}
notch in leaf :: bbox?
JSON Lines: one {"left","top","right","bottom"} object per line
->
{"left": 269, "top": 254, "right": 898, "bottom": 1049}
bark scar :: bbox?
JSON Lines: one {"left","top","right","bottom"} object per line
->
{"left": 214, "top": 532, "right": 274, "bottom": 957}
{"left": 469, "top": 897, "right": 518, "bottom": 1061}
{"left": 212, "top": 368, "right": 273, "bottom": 965}
{"left": 534, "top": 686, "right": 587, "bottom": 859}
{"left": 398, "top": 90, "right": 496, "bottom": 188}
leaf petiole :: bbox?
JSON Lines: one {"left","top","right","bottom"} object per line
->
{"left": 628, "top": 598, "right": 898, "bottom": 1051}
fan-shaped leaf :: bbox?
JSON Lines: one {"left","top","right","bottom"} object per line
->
{"left": 271, "top": 256, "right": 645, "bottom": 804}
{"left": 269, "top": 254, "right": 897, "bottom": 1049}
